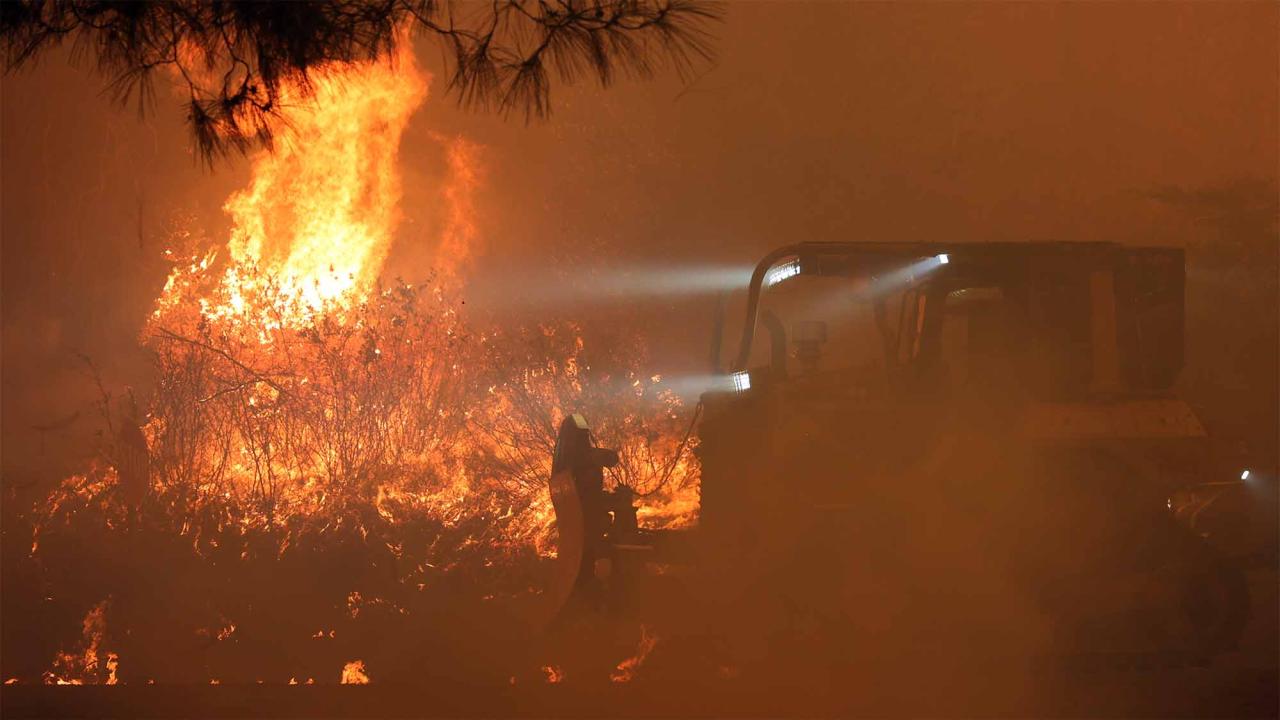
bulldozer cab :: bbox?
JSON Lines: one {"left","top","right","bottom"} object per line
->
{"left": 702, "top": 242, "right": 1204, "bottom": 514}
{"left": 720, "top": 242, "right": 1185, "bottom": 404}
{"left": 698, "top": 241, "right": 1211, "bottom": 594}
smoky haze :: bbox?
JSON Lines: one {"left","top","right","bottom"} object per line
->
{"left": 3, "top": 0, "right": 1277, "bottom": 478}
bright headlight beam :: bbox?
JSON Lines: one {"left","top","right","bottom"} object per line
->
{"left": 730, "top": 371, "right": 752, "bottom": 392}
{"left": 464, "top": 264, "right": 756, "bottom": 308}
{"left": 864, "top": 254, "right": 951, "bottom": 296}
{"left": 1241, "top": 469, "right": 1251, "bottom": 481}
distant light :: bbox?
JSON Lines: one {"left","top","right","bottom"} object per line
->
{"left": 1241, "top": 469, "right": 1251, "bottom": 481}
{"left": 936, "top": 253, "right": 950, "bottom": 265}
{"left": 763, "top": 260, "right": 802, "bottom": 287}
{"left": 730, "top": 371, "right": 752, "bottom": 393}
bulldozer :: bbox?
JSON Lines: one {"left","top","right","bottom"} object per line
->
{"left": 546, "top": 241, "right": 1248, "bottom": 672}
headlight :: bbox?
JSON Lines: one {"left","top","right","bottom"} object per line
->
{"left": 730, "top": 371, "right": 752, "bottom": 393}
{"left": 936, "top": 253, "right": 950, "bottom": 265}
{"left": 1241, "top": 469, "right": 1251, "bottom": 481}
{"left": 763, "top": 260, "right": 801, "bottom": 287}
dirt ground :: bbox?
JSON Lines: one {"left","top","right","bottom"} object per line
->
{"left": 4, "top": 566, "right": 1275, "bottom": 719}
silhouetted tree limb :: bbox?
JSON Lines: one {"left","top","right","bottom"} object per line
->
{"left": 2, "top": 1, "right": 720, "bottom": 162}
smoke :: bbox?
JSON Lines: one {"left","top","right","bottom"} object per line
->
{"left": 2, "top": 2, "right": 1277, "bottom": 705}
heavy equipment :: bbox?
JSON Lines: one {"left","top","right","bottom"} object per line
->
{"left": 547, "top": 242, "right": 1248, "bottom": 668}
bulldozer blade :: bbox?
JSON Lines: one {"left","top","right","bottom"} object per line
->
{"left": 541, "top": 467, "right": 586, "bottom": 628}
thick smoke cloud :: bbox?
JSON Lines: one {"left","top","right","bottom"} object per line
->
{"left": 4, "top": 1, "right": 1277, "bottom": 480}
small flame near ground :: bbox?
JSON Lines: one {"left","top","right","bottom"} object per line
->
{"left": 610, "top": 626, "right": 658, "bottom": 683}
{"left": 42, "top": 600, "right": 117, "bottom": 685}
{"left": 341, "top": 660, "right": 370, "bottom": 685}
{"left": 541, "top": 665, "right": 565, "bottom": 684}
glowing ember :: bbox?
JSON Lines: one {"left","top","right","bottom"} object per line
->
{"left": 541, "top": 665, "right": 565, "bottom": 683}
{"left": 215, "top": 619, "right": 236, "bottom": 642}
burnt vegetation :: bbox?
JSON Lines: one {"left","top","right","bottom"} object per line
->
{"left": 1, "top": 0, "right": 720, "bottom": 161}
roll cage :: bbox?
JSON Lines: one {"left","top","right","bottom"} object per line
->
{"left": 725, "top": 241, "right": 1184, "bottom": 397}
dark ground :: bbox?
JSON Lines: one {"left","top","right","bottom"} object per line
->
{"left": 4, "top": 567, "right": 1275, "bottom": 719}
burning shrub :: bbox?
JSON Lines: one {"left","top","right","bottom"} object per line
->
{"left": 9, "top": 30, "right": 698, "bottom": 685}
{"left": 145, "top": 256, "right": 473, "bottom": 530}
{"left": 15, "top": 249, "right": 699, "bottom": 684}
{"left": 467, "top": 321, "right": 699, "bottom": 503}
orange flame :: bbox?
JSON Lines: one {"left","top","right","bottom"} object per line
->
{"left": 181, "top": 41, "right": 428, "bottom": 325}
{"left": 610, "top": 625, "right": 658, "bottom": 683}
{"left": 341, "top": 660, "right": 370, "bottom": 684}
{"left": 43, "top": 600, "right": 115, "bottom": 685}
{"left": 23, "top": 29, "right": 704, "bottom": 687}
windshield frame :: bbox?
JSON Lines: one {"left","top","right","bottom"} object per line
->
{"left": 729, "top": 242, "right": 958, "bottom": 372}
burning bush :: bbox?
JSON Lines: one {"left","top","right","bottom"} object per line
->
{"left": 13, "top": 245, "right": 698, "bottom": 684}
{"left": 8, "top": 33, "right": 698, "bottom": 686}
